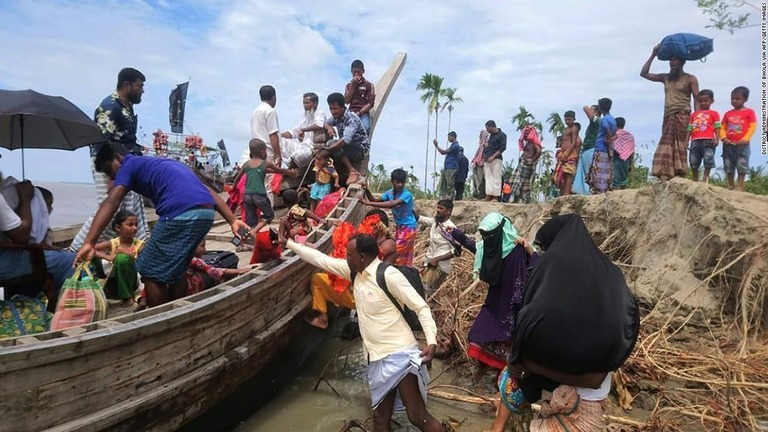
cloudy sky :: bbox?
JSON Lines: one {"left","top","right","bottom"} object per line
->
{"left": 0, "top": 0, "right": 763, "bottom": 187}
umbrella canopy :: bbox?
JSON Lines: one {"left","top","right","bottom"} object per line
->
{"left": 0, "top": 89, "right": 106, "bottom": 151}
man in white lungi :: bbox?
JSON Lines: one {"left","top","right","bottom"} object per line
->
{"left": 279, "top": 92, "right": 326, "bottom": 169}
{"left": 483, "top": 120, "right": 507, "bottom": 202}
{"left": 284, "top": 234, "right": 446, "bottom": 432}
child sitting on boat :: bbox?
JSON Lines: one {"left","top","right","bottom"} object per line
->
{"left": 279, "top": 189, "right": 325, "bottom": 242}
{"left": 93, "top": 210, "right": 144, "bottom": 307}
{"left": 186, "top": 239, "right": 249, "bottom": 295}
{"left": 309, "top": 148, "right": 339, "bottom": 212}
{"left": 232, "top": 139, "right": 299, "bottom": 238}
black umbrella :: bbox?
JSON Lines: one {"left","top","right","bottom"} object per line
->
{"left": 0, "top": 89, "right": 107, "bottom": 178}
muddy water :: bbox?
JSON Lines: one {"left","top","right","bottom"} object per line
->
{"left": 234, "top": 327, "right": 494, "bottom": 432}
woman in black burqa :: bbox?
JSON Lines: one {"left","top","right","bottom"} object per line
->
{"left": 508, "top": 214, "right": 639, "bottom": 430}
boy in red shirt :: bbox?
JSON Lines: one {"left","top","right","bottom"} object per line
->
{"left": 720, "top": 86, "right": 757, "bottom": 191}
{"left": 344, "top": 59, "right": 375, "bottom": 134}
{"left": 687, "top": 89, "right": 720, "bottom": 183}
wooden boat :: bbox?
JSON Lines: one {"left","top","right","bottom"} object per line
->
{"left": 0, "top": 53, "right": 407, "bottom": 432}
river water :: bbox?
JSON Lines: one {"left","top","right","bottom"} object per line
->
{"left": 32, "top": 181, "right": 97, "bottom": 228}
{"left": 34, "top": 181, "right": 494, "bottom": 431}
{"left": 230, "top": 326, "right": 493, "bottom": 432}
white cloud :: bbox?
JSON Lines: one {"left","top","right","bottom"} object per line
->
{"left": 0, "top": 0, "right": 763, "bottom": 188}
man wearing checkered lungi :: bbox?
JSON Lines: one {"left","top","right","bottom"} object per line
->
{"left": 510, "top": 125, "right": 542, "bottom": 204}
{"left": 509, "top": 158, "right": 536, "bottom": 203}
{"left": 70, "top": 68, "right": 149, "bottom": 252}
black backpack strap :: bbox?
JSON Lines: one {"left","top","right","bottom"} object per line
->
{"left": 375, "top": 262, "right": 406, "bottom": 316}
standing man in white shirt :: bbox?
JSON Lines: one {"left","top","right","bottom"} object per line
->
{"left": 283, "top": 234, "right": 446, "bottom": 432}
{"left": 280, "top": 92, "right": 326, "bottom": 169}
{"left": 244, "top": 85, "right": 281, "bottom": 205}
{"left": 417, "top": 199, "right": 457, "bottom": 296}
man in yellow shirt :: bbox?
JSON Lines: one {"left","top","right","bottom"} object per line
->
{"left": 284, "top": 234, "right": 445, "bottom": 432}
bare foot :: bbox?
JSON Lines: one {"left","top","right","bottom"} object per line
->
{"left": 134, "top": 297, "right": 147, "bottom": 312}
{"left": 347, "top": 171, "right": 361, "bottom": 184}
{"left": 306, "top": 314, "right": 328, "bottom": 329}
{"left": 120, "top": 299, "right": 134, "bottom": 307}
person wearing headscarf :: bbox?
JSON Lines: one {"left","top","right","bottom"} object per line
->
{"left": 508, "top": 214, "right": 639, "bottom": 431}
{"left": 467, "top": 213, "right": 539, "bottom": 378}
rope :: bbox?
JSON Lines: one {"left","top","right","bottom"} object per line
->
{"left": 297, "top": 159, "right": 314, "bottom": 188}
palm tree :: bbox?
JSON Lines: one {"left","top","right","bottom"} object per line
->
{"left": 532, "top": 121, "right": 544, "bottom": 136}
{"left": 546, "top": 112, "right": 565, "bottom": 140}
{"left": 441, "top": 87, "right": 463, "bottom": 132}
{"left": 511, "top": 106, "right": 535, "bottom": 131}
{"left": 417, "top": 73, "right": 445, "bottom": 191}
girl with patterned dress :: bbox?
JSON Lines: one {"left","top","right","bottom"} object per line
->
{"left": 309, "top": 148, "right": 339, "bottom": 212}
{"left": 279, "top": 189, "right": 325, "bottom": 242}
{"left": 186, "top": 240, "right": 249, "bottom": 295}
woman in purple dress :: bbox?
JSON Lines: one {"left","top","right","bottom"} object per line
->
{"left": 450, "top": 213, "right": 539, "bottom": 379}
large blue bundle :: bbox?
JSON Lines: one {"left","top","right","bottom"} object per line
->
{"left": 657, "top": 33, "right": 713, "bottom": 61}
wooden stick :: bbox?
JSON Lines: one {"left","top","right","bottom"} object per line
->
{"left": 428, "top": 389, "right": 493, "bottom": 406}
{"left": 458, "top": 279, "right": 481, "bottom": 299}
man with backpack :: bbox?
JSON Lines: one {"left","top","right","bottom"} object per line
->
{"left": 282, "top": 234, "right": 447, "bottom": 432}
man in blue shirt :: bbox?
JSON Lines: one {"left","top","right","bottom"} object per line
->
{"left": 71, "top": 68, "right": 149, "bottom": 252}
{"left": 324, "top": 92, "right": 370, "bottom": 185}
{"left": 74, "top": 143, "right": 250, "bottom": 308}
{"left": 586, "top": 98, "right": 617, "bottom": 194}
{"left": 433, "top": 131, "right": 461, "bottom": 199}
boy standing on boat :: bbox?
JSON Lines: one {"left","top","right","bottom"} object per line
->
{"left": 344, "top": 59, "right": 376, "bottom": 134}
{"left": 282, "top": 233, "right": 446, "bottom": 432}
{"left": 70, "top": 68, "right": 150, "bottom": 252}
{"left": 74, "top": 143, "right": 250, "bottom": 307}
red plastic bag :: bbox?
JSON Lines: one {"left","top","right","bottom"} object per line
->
{"left": 270, "top": 173, "right": 283, "bottom": 194}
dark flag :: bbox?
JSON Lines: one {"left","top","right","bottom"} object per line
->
{"left": 217, "top": 139, "right": 231, "bottom": 166}
{"left": 169, "top": 82, "right": 189, "bottom": 134}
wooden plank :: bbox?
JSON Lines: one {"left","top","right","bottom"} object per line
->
{"left": 96, "top": 321, "right": 120, "bottom": 329}
{"left": 15, "top": 336, "right": 40, "bottom": 345}
{"left": 172, "top": 300, "right": 193, "bottom": 308}
{"left": 369, "top": 52, "right": 407, "bottom": 138}
{"left": 61, "top": 328, "right": 87, "bottom": 337}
